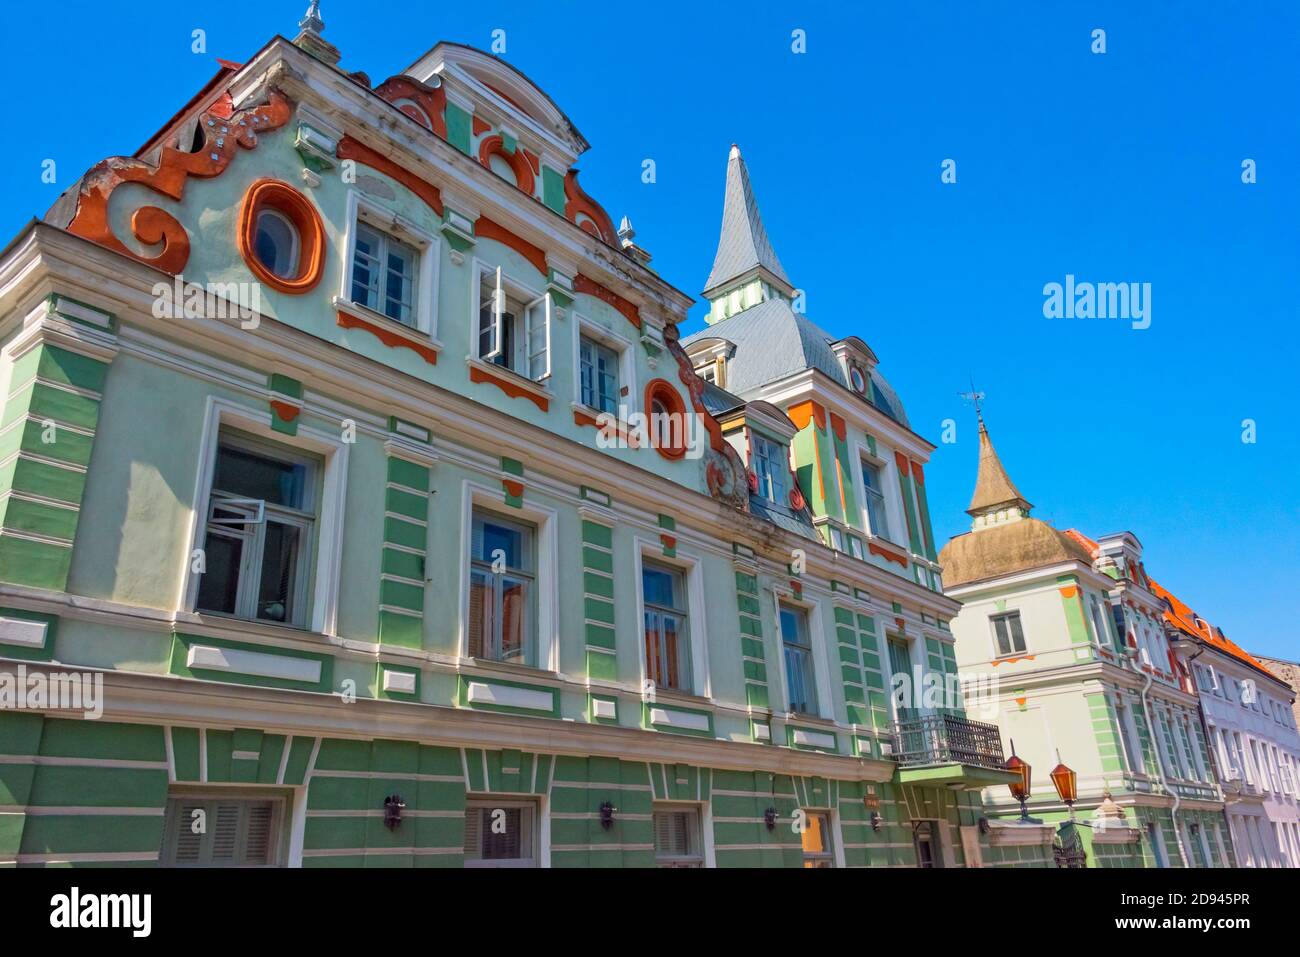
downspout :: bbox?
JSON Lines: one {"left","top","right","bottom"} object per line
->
{"left": 1138, "top": 654, "right": 1191, "bottom": 868}
{"left": 1182, "top": 640, "right": 1237, "bottom": 866}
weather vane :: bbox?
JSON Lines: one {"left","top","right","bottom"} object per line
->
{"left": 958, "top": 376, "right": 985, "bottom": 421}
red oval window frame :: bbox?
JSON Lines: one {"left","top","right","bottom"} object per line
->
{"left": 238, "top": 178, "right": 326, "bottom": 294}
{"left": 643, "top": 379, "right": 689, "bottom": 460}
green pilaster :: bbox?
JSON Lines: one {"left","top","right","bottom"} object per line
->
{"left": 445, "top": 103, "right": 472, "bottom": 155}
{"left": 895, "top": 463, "right": 922, "bottom": 556}
{"left": 379, "top": 448, "right": 430, "bottom": 649}
{"left": 913, "top": 476, "right": 939, "bottom": 562}
{"left": 581, "top": 514, "right": 617, "bottom": 683}
{"left": 542, "top": 167, "right": 565, "bottom": 214}
{"left": 0, "top": 331, "right": 113, "bottom": 591}
{"left": 734, "top": 567, "right": 770, "bottom": 735}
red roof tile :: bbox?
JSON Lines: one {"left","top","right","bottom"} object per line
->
{"left": 1148, "top": 578, "right": 1278, "bottom": 682}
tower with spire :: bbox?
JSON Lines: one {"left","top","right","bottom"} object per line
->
{"left": 966, "top": 414, "right": 1033, "bottom": 531}
{"left": 702, "top": 145, "right": 795, "bottom": 324}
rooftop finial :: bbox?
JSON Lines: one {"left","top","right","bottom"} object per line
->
{"left": 294, "top": 0, "right": 342, "bottom": 67}
{"left": 300, "top": 0, "right": 325, "bottom": 35}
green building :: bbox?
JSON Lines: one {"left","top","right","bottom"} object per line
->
{"left": 0, "top": 11, "right": 1042, "bottom": 867}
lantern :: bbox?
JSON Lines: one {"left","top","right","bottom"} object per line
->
{"left": 1005, "top": 740, "right": 1032, "bottom": 820}
{"left": 1050, "top": 750, "right": 1078, "bottom": 820}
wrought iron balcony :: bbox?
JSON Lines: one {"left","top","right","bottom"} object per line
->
{"left": 890, "top": 713, "right": 1006, "bottom": 771}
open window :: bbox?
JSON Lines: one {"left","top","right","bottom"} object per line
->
{"left": 475, "top": 263, "right": 550, "bottom": 381}
{"left": 196, "top": 431, "right": 319, "bottom": 628}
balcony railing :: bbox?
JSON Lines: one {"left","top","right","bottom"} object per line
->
{"left": 890, "top": 713, "right": 1006, "bottom": 771}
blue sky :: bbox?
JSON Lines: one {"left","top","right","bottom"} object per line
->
{"left": 2, "top": 2, "right": 1295, "bottom": 657}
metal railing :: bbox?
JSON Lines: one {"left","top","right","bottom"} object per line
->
{"left": 890, "top": 713, "right": 1006, "bottom": 770}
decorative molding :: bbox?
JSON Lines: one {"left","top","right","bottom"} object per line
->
{"left": 186, "top": 643, "right": 323, "bottom": 684}
{"left": 474, "top": 217, "right": 548, "bottom": 276}
{"left": 337, "top": 134, "right": 444, "bottom": 215}
{"left": 236, "top": 178, "right": 326, "bottom": 294}
{"left": 66, "top": 89, "right": 293, "bottom": 275}
{"left": 336, "top": 305, "right": 439, "bottom": 365}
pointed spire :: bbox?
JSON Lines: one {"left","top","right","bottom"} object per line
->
{"left": 702, "top": 144, "right": 792, "bottom": 298}
{"left": 294, "top": 0, "right": 341, "bottom": 67}
{"left": 966, "top": 414, "right": 1033, "bottom": 520}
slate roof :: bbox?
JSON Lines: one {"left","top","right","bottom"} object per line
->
{"left": 702, "top": 145, "right": 791, "bottom": 296}
{"left": 682, "top": 298, "right": 910, "bottom": 427}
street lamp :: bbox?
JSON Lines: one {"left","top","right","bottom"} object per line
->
{"left": 1050, "top": 751, "right": 1078, "bottom": 821}
{"left": 1005, "top": 739, "right": 1032, "bottom": 821}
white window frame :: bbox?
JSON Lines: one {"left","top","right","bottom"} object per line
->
{"left": 457, "top": 482, "right": 558, "bottom": 673}
{"left": 778, "top": 599, "right": 819, "bottom": 717}
{"left": 463, "top": 796, "right": 543, "bottom": 868}
{"left": 651, "top": 801, "right": 713, "bottom": 868}
{"left": 196, "top": 432, "right": 317, "bottom": 628}
{"left": 180, "top": 398, "right": 349, "bottom": 637}
{"left": 160, "top": 786, "right": 294, "bottom": 868}
{"left": 989, "top": 610, "right": 1027, "bottom": 658}
{"left": 572, "top": 313, "right": 635, "bottom": 416}
{"left": 800, "top": 808, "right": 845, "bottom": 868}
{"left": 338, "top": 189, "right": 441, "bottom": 339}
{"left": 769, "top": 589, "right": 833, "bottom": 721}
{"left": 470, "top": 256, "right": 551, "bottom": 383}
{"left": 850, "top": 441, "right": 904, "bottom": 547}
{"left": 751, "top": 431, "right": 789, "bottom": 505}
{"left": 633, "top": 538, "right": 710, "bottom": 699}
{"left": 467, "top": 508, "right": 538, "bottom": 666}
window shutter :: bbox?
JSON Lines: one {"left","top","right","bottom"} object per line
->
{"left": 244, "top": 802, "right": 274, "bottom": 865}
{"left": 654, "top": 810, "right": 695, "bottom": 857}
{"left": 172, "top": 801, "right": 205, "bottom": 864}
{"left": 526, "top": 293, "right": 551, "bottom": 381}
{"left": 463, "top": 807, "right": 483, "bottom": 859}
{"left": 211, "top": 802, "right": 242, "bottom": 863}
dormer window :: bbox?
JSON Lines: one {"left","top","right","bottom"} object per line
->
{"left": 751, "top": 433, "right": 788, "bottom": 504}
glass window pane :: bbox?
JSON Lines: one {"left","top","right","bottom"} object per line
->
{"left": 257, "top": 521, "right": 300, "bottom": 623}
{"left": 468, "top": 569, "right": 493, "bottom": 658}
{"left": 213, "top": 444, "right": 308, "bottom": 509}
{"left": 197, "top": 533, "right": 242, "bottom": 614}
{"left": 642, "top": 566, "right": 675, "bottom": 608}
{"left": 500, "top": 576, "right": 528, "bottom": 663}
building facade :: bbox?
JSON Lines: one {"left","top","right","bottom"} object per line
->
{"left": 0, "top": 12, "right": 1043, "bottom": 868}
{"left": 1155, "top": 597, "right": 1300, "bottom": 868}
{"left": 939, "top": 417, "right": 1231, "bottom": 867}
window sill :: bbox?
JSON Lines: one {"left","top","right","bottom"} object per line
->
{"left": 334, "top": 296, "right": 441, "bottom": 365}
{"left": 465, "top": 355, "right": 552, "bottom": 412}
{"left": 178, "top": 610, "right": 331, "bottom": 644}
{"left": 647, "top": 686, "right": 713, "bottom": 709}
{"left": 459, "top": 656, "right": 562, "bottom": 685}
{"left": 784, "top": 711, "right": 837, "bottom": 728}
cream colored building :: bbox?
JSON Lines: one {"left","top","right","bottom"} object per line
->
{"left": 939, "top": 416, "right": 1230, "bottom": 867}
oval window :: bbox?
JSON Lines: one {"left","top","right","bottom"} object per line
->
{"left": 850, "top": 366, "right": 867, "bottom": 394}
{"left": 237, "top": 178, "right": 326, "bottom": 294}
{"left": 255, "top": 208, "right": 300, "bottom": 279}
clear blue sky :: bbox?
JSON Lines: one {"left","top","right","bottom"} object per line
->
{"left": 3, "top": 2, "right": 1295, "bottom": 658}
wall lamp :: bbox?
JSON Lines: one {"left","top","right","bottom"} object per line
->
{"left": 383, "top": 794, "right": 405, "bottom": 830}
{"left": 599, "top": 801, "right": 616, "bottom": 830}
